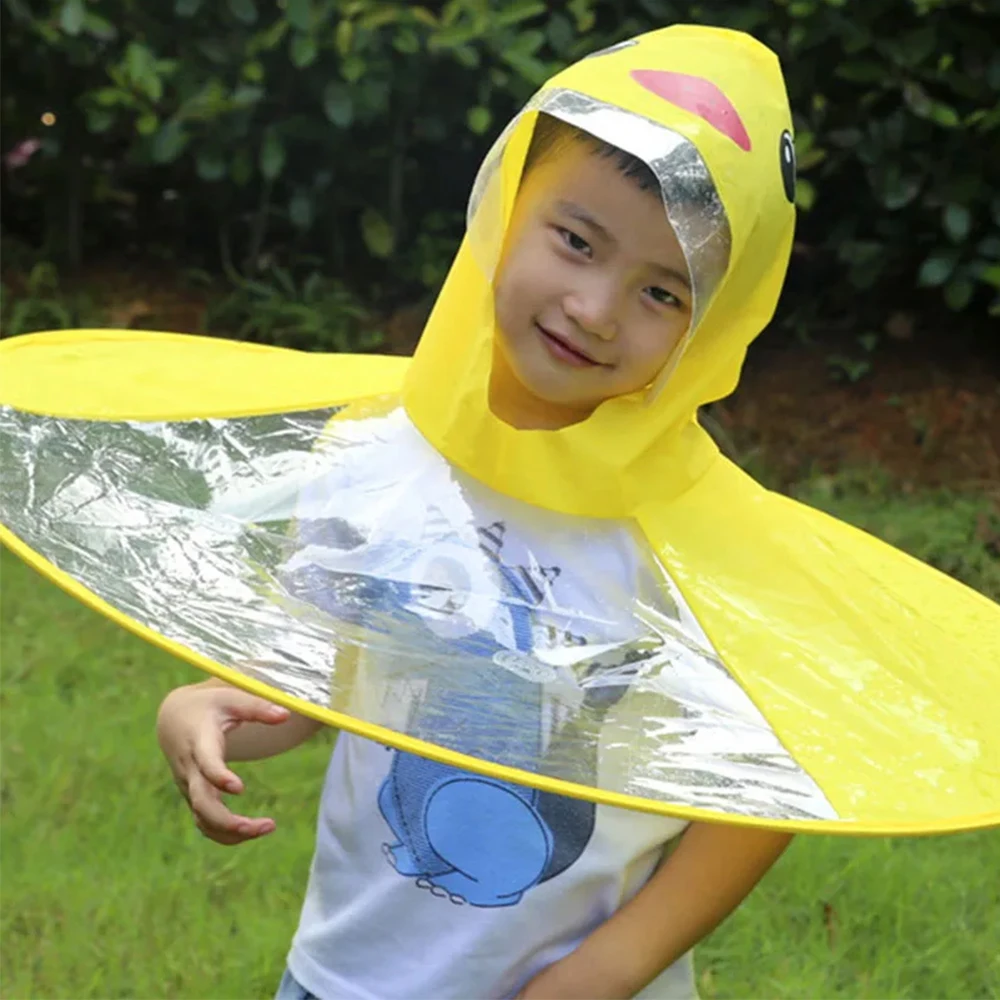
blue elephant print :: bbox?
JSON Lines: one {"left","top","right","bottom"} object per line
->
{"left": 284, "top": 513, "right": 634, "bottom": 908}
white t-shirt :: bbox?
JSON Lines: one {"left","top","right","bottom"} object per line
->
{"left": 282, "top": 409, "right": 697, "bottom": 1000}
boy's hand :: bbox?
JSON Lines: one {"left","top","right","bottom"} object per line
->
{"left": 157, "top": 683, "right": 290, "bottom": 845}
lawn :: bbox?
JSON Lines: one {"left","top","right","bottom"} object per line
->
{"left": 1, "top": 478, "right": 998, "bottom": 1000}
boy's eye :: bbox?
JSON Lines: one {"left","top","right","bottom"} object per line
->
{"left": 645, "top": 286, "right": 681, "bottom": 308}
{"left": 557, "top": 227, "right": 592, "bottom": 257}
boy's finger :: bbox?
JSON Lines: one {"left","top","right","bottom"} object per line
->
{"left": 195, "top": 815, "right": 276, "bottom": 846}
{"left": 187, "top": 773, "right": 277, "bottom": 840}
{"left": 223, "top": 691, "right": 290, "bottom": 727}
{"left": 191, "top": 728, "right": 243, "bottom": 794}
{"left": 187, "top": 772, "right": 247, "bottom": 832}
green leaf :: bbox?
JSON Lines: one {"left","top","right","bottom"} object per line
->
{"left": 285, "top": 0, "right": 312, "bottom": 31}
{"left": 361, "top": 207, "right": 395, "bottom": 258}
{"left": 943, "top": 204, "right": 971, "bottom": 244}
{"left": 125, "top": 42, "right": 162, "bottom": 101}
{"left": 902, "top": 80, "right": 932, "bottom": 118}
{"left": 892, "top": 26, "right": 935, "bottom": 68}
{"left": 85, "top": 108, "right": 115, "bottom": 133}
{"left": 410, "top": 6, "right": 438, "bottom": 27}
{"left": 944, "top": 275, "right": 973, "bottom": 311}
{"left": 546, "top": 12, "right": 574, "bottom": 53}
{"left": 453, "top": 45, "right": 480, "bottom": 69}
{"left": 881, "top": 171, "right": 920, "bottom": 211}
{"left": 59, "top": 0, "right": 85, "bottom": 36}
{"left": 797, "top": 147, "right": 827, "bottom": 171}
{"left": 197, "top": 149, "right": 227, "bottom": 181}
{"left": 198, "top": 39, "right": 229, "bottom": 64}
{"left": 335, "top": 18, "right": 353, "bottom": 57}
{"left": 323, "top": 83, "right": 353, "bottom": 127}
{"left": 145, "top": 75, "right": 164, "bottom": 102}
{"left": 503, "top": 51, "right": 549, "bottom": 85}
{"left": 828, "top": 127, "right": 862, "bottom": 149}
{"left": 175, "top": 0, "right": 203, "bottom": 16}
{"left": 83, "top": 12, "right": 117, "bottom": 40}
{"left": 290, "top": 33, "right": 317, "bottom": 68}
{"left": 795, "top": 177, "right": 816, "bottom": 211}
{"left": 232, "top": 84, "right": 264, "bottom": 107}
{"left": 977, "top": 236, "right": 1000, "bottom": 261}
{"left": 917, "top": 253, "right": 957, "bottom": 287}
{"left": 495, "top": 1, "right": 546, "bottom": 27}
{"left": 259, "top": 130, "right": 286, "bottom": 180}
{"left": 342, "top": 55, "right": 365, "bottom": 82}
{"left": 975, "top": 262, "right": 1000, "bottom": 289}
{"left": 429, "top": 24, "right": 479, "bottom": 51}
{"left": 466, "top": 106, "right": 491, "bottom": 135}
{"left": 568, "top": 0, "right": 595, "bottom": 32}
{"left": 515, "top": 29, "right": 546, "bottom": 56}
{"left": 289, "top": 192, "right": 314, "bottom": 230}
{"left": 151, "top": 121, "right": 189, "bottom": 164}
{"left": 929, "top": 101, "right": 960, "bottom": 128}
{"left": 231, "top": 148, "right": 253, "bottom": 186}
{"left": 228, "top": 0, "right": 257, "bottom": 25}
{"left": 359, "top": 6, "right": 398, "bottom": 29}
{"left": 249, "top": 18, "right": 289, "bottom": 53}
{"left": 242, "top": 60, "right": 265, "bottom": 82}
{"left": 393, "top": 28, "right": 419, "bottom": 54}
{"left": 137, "top": 112, "right": 159, "bottom": 136}
{"left": 838, "top": 40, "right": 885, "bottom": 70}
{"left": 93, "top": 87, "right": 126, "bottom": 107}
{"left": 903, "top": 81, "right": 960, "bottom": 128}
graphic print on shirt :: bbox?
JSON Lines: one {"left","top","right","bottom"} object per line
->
{"left": 375, "top": 518, "right": 633, "bottom": 908}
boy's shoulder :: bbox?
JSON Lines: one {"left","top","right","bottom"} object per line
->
{"left": 304, "top": 405, "right": 645, "bottom": 577}
{"left": 303, "top": 406, "right": 433, "bottom": 497}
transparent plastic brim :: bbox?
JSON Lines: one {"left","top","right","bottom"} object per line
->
{"left": 0, "top": 401, "right": 838, "bottom": 824}
{"left": 466, "top": 88, "right": 733, "bottom": 396}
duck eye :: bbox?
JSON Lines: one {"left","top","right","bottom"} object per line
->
{"left": 780, "top": 131, "right": 796, "bottom": 204}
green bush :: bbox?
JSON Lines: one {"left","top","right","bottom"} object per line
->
{"left": 0, "top": 260, "right": 103, "bottom": 335}
{"left": 204, "top": 263, "right": 381, "bottom": 351}
{"left": 2, "top": 0, "right": 998, "bottom": 346}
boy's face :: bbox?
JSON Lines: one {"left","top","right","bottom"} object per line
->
{"left": 491, "top": 139, "right": 693, "bottom": 428}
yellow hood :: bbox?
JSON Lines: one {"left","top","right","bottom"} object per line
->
{"left": 405, "top": 25, "right": 796, "bottom": 517}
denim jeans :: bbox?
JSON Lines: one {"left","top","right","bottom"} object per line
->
{"left": 275, "top": 967, "right": 320, "bottom": 1000}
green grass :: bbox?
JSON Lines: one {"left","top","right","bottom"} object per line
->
{"left": 2, "top": 478, "right": 999, "bottom": 1000}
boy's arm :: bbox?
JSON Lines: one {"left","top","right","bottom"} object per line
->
{"left": 221, "top": 638, "right": 362, "bottom": 759}
{"left": 158, "top": 677, "right": 325, "bottom": 762}
{"left": 157, "top": 644, "right": 359, "bottom": 845}
{"left": 518, "top": 821, "right": 793, "bottom": 999}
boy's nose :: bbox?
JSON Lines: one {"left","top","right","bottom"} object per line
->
{"left": 562, "top": 284, "right": 619, "bottom": 341}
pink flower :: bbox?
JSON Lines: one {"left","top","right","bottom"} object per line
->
{"left": 4, "top": 138, "right": 42, "bottom": 170}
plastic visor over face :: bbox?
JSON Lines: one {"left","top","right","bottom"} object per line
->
{"left": 467, "top": 89, "right": 732, "bottom": 350}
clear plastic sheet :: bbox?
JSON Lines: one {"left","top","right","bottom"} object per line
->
{"left": 467, "top": 88, "right": 732, "bottom": 336}
{"left": 0, "top": 401, "right": 837, "bottom": 821}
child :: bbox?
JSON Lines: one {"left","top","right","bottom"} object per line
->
{"left": 157, "top": 26, "right": 801, "bottom": 1000}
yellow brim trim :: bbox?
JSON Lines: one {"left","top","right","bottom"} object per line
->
{"left": 4, "top": 521, "right": 997, "bottom": 837}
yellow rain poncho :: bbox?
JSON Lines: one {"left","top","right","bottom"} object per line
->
{"left": 1, "top": 25, "right": 997, "bottom": 837}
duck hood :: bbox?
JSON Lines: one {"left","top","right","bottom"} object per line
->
{"left": 404, "top": 24, "right": 797, "bottom": 517}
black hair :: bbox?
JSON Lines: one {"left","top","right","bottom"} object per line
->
{"left": 523, "top": 112, "right": 661, "bottom": 196}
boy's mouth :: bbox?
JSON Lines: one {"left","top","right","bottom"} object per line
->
{"left": 535, "top": 323, "right": 603, "bottom": 367}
